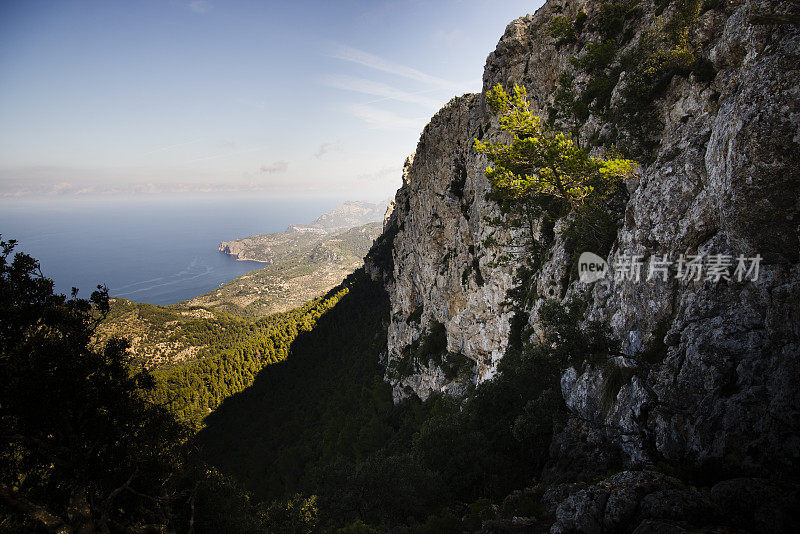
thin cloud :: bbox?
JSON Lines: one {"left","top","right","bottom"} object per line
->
{"left": 141, "top": 138, "right": 206, "bottom": 156}
{"left": 433, "top": 28, "right": 463, "bottom": 45}
{"left": 356, "top": 165, "right": 401, "bottom": 183}
{"left": 0, "top": 166, "right": 274, "bottom": 198}
{"left": 349, "top": 104, "right": 427, "bottom": 130}
{"left": 236, "top": 97, "right": 267, "bottom": 111}
{"left": 260, "top": 161, "right": 289, "bottom": 174}
{"left": 314, "top": 143, "right": 338, "bottom": 159}
{"left": 186, "top": 145, "right": 266, "bottom": 163}
{"left": 322, "top": 75, "right": 443, "bottom": 109}
{"left": 331, "top": 45, "right": 468, "bottom": 92}
{"left": 187, "top": 1, "right": 212, "bottom": 14}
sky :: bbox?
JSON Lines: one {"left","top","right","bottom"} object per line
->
{"left": 0, "top": 0, "right": 545, "bottom": 202}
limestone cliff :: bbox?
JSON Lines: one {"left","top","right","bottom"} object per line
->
{"left": 366, "top": 0, "right": 799, "bottom": 490}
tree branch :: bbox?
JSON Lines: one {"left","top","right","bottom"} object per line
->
{"left": 0, "top": 485, "right": 72, "bottom": 534}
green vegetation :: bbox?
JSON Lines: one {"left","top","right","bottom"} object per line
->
{"left": 613, "top": 1, "right": 712, "bottom": 154}
{"left": 0, "top": 238, "right": 267, "bottom": 532}
{"left": 194, "top": 269, "right": 620, "bottom": 531}
{"left": 596, "top": 0, "right": 642, "bottom": 40}
{"left": 476, "top": 84, "right": 634, "bottom": 284}
{"left": 547, "top": 0, "right": 717, "bottom": 160}
{"left": 388, "top": 319, "right": 475, "bottom": 382}
{"left": 547, "top": 11, "right": 587, "bottom": 47}
{"left": 549, "top": 71, "right": 590, "bottom": 139}
{"left": 476, "top": 84, "right": 635, "bottom": 210}
{"left": 95, "top": 221, "right": 383, "bottom": 373}
{"left": 188, "top": 221, "right": 382, "bottom": 318}
{"left": 150, "top": 285, "right": 349, "bottom": 427}
{"left": 95, "top": 298, "right": 233, "bottom": 367}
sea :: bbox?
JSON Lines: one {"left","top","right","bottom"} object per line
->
{"left": 0, "top": 194, "right": 344, "bottom": 305}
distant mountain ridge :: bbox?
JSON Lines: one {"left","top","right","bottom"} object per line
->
{"left": 220, "top": 199, "right": 390, "bottom": 262}
{"left": 286, "top": 200, "right": 391, "bottom": 234}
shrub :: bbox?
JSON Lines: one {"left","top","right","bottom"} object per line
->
{"left": 596, "top": 0, "right": 642, "bottom": 40}
{"left": 548, "top": 11, "right": 587, "bottom": 48}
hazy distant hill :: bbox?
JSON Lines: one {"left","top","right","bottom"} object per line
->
{"left": 219, "top": 200, "right": 390, "bottom": 261}
{"left": 285, "top": 199, "right": 390, "bottom": 234}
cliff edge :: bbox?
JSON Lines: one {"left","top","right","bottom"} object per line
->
{"left": 366, "top": 0, "right": 799, "bottom": 499}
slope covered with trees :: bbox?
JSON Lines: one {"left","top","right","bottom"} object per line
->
{"left": 149, "top": 281, "right": 350, "bottom": 427}
{"left": 0, "top": 238, "right": 269, "bottom": 533}
{"left": 194, "top": 221, "right": 383, "bottom": 317}
{"left": 195, "top": 265, "right": 622, "bottom": 532}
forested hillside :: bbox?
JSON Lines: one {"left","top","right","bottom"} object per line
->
{"left": 193, "top": 268, "right": 624, "bottom": 532}
{"left": 149, "top": 282, "right": 349, "bottom": 427}
{"left": 4, "top": 0, "right": 799, "bottom": 531}
{"left": 96, "top": 222, "right": 382, "bottom": 368}
{"left": 0, "top": 239, "right": 270, "bottom": 533}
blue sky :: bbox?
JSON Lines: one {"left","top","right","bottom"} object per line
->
{"left": 0, "top": 0, "right": 545, "bottom": 201}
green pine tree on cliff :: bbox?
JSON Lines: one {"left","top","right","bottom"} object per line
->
{"left": 475, "top": 83, "right": 636, "bottom": 273}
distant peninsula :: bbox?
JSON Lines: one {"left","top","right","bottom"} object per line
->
{"left": 218, "top": 200, "right": 390, "bottom": 263}
{"left": 97, "top": 200, "right": 391, "bottom": 367}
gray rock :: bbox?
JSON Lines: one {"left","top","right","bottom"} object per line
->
{"left": 709, "top": 478, "right": 800, "bottom": 533}
{"left": 630, "top": 520, "right": 690, "bottom": 534}
{"left": 368, "top": 0, "right": 800, "bottom": 483}
{"left": 551, "top": 471, "right": 685, "bottom": 533}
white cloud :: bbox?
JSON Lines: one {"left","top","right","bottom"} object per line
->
{"left": 0, "top": 165, "right": 397, "bottom": 198}
{"left": 0, "top": 165, "right": 307, "bottom": 198}
{"left": 187, "top": 1, "right": 212, "bottom": 14}
{"left": 260, "top": 160, "right": 289, "bottom": 174}
{"left": 141, "top": 138, "right": 206, "bottom": 156}
{"left": 185, "top": 145, "right": 266, "bottom": 163}
{"left": 348, "top": 104, "right": 428, "bottom": 130}
{"left": 322, "top": 75, "right": 443, "bottom": 109}
{"left": 433, "top": 28, "right": 463, "bottom": 45}
{"left": 52, "top": 181, "right": 74, "bottom": 193}
{"left": 331, "top": 45, "right": 468, "bottom": 92}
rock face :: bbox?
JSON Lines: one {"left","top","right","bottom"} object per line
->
{"left": 374, "top": 99, "right": 519, "bottom": 401}
{"left": 218, "top": 241, "right": 249, "bottom": 260}
{"left": 366, "top": 0, "right": 800, "bottom": 485}
{"left": 544, "top": 470, "right": 798, "bottom": 534}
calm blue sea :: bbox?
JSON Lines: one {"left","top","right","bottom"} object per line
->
{"left": 0, "top": 194, "right": 344, "bottom": 305}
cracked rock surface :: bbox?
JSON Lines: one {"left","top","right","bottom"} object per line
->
{"left": 365, "top": 0, "right": 800, "bottom": 500}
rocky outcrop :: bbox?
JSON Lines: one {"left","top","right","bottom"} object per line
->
{"left": 545, "top": 470, "right": 799, "bottom": 534}
{"left": 367, "top": 0, "right": 800, "bottom": 488}
{"left": 308, "top": 200, "right": 390, "bottom": 231}
{"left": 218, "top": 241, "right": 250, "bottom": 260}
{"left": 550, "top": 0, "right": 800, "bottom": 477}
{"left": 368, "top": 96, "right": 521, "bottom": 401}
